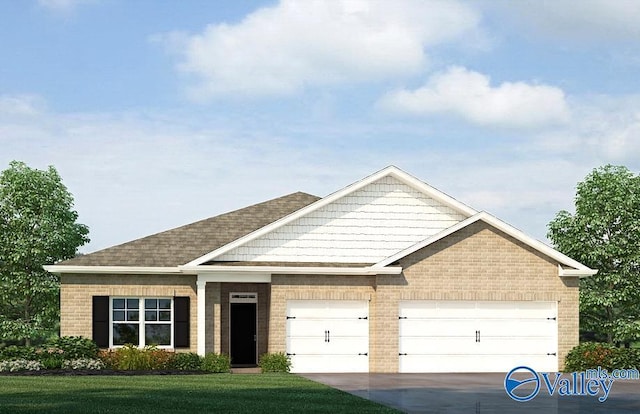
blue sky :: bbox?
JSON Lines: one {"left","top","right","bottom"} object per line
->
{"left": 2, "top": 0, "right": 640, "bottom": 253}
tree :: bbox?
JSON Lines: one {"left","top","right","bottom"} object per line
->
{"left": 548, "top": 165, "right": 640, "bottom": 345}
{"left": 0, "top": 161, "right": 89, "bottom": 344}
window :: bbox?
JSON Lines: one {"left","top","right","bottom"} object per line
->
{"left": 111, "top": 297, "right": 173, "bottom": 347}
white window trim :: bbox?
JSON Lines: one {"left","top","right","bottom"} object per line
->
{"left": 109, "top": 296, "right": 174, "bottom": 349}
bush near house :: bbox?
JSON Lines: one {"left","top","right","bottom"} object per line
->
{"left": 202, "top": 353, "right": 231, "bottom": 373}
{"left": 168, "top": 352, "right": 203, "bottom": 371}
{"left": 258, "top": 352, "right": 291, "bottom": 373}
{"left": 0, "top": 336, "right": 102, "bottom": 372}
{"left": 564, "top": 342, "right": 640, "bottom": 371}
{"left": 0, "top": 337, "right": 232, "bottom": 374}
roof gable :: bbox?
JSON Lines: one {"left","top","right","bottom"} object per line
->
{"left": 59, "top": 192, "right": 319, "bottom": 267}
{"left": 373, "top": 211, "right": 597, "bottom": 276}
{"left": 188, "top": 166, "right": 476, "bottom": 265}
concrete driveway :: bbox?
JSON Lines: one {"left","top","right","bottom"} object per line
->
{"left": 301, "top": 373, "right": 640, "bottom": 413}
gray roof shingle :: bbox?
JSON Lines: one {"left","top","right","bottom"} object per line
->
{"left": 60, "top": 192, "right": 320, "bottom": 267}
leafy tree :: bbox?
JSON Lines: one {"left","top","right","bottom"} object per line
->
{"left": 0, "top": 161, "right": 89, "bottom": 345}
{"left": 548, "top": 165, "right": 640, "bottom": 345}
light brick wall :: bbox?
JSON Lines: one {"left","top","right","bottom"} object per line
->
{"left": 60, "top": 274, "right": 198, "bottom": 352}
{"left": 205, "top": 282, "right": 221, "bottom": 353}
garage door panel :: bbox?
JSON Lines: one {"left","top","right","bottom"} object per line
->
{"left": 287, "top": 319, "right": 368, "bottom": 337}
{"left": 400, "top": 337, "right": 478, "bottom": 354}
{"left": 480, "top": 337, "right": 556, "bottom": 354}
{"left": 327, "top": 319, "right": 368, "bottom": 336}
{"left": 478, "top": 319, "right": 556, "bottom": 336}
{"left": 398, "top": 301, "right": 558, "bottom": 373}
{"left": 287, "top": 337, "right": 328, "bottom": 354}
{"left": 399, "top": 353, "right": 557, "bottom": 373}
{"left": 287, "top": 300, "right": 369, "bottom": 373}
{"left": 286, "top": 319, "right": 327, "bottom": 336}
{"left": 399, "top": 319, "right": 478, "bottom": 336}
{"left": 287, "top": 300, "right": 367, "bottom": 318}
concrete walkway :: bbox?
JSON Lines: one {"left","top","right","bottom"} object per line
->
{"left": 301, "top": 373, "right": 640, "bottom": 413}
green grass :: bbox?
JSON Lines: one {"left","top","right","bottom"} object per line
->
{"left": 0, "top": 373, "right": 399, "bottom": 413}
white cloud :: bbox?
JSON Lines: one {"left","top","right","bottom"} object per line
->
{"left": 569, "top": 96, "right": 640, "bottom": 161}
{"left": 0, "top": 94, "right": 46, "bottom": 117}
{"left": 161, "top": 0, "right": 482, "bottom": 98}
{"left": 379, "top": 66, "right": 570, "bottom": 128}
{"left": 492, "top": 0, "right": 640, "bottom": 42}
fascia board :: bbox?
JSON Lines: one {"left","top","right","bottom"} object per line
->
{"left": 558, "top": 265, "right": 599, "bottom": 278}
{"left": 182, "top": 265, "right": 403, "bottom": 275}
{"left": 184, "top": 166, "right": 477, "bottom": 267}
{"left": 387, "top": 169, "right": 477, "bottom": 217}
{"left": 43, "top": 265, "right": 186, "bottom": 275}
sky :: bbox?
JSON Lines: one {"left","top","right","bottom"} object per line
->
{"left": 2, "top": 0, "right": 640, "bottom": 254}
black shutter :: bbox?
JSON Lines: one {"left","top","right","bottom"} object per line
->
{"left": 174, "top": 297, "right": 190, "bottom": 348}
{"left": 92, "top": 296, "right": 109, "bottom": 348}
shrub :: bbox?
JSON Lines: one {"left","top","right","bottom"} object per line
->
{"left": 258, "top": 352, "right": 291, "bottom": 373}
{"left": 169, "top": 352, "right": 203, "bottom": 371}
{"left": 97, "top": 349, "right": 120, "bottom": 370}
{"left": 62, "top": 358, "right": 105, "bottom": 370}
{"left": 564, "top": 342, "right": 640, "bottom": 371}
{"left": 35, "top": 347, "right": 65, "bottom": 369}
{"left": 0, "top": 359, "right": 42, "bottom": 372}
{"left": 47, "top": 336, "right": 99, "bottom": 359}
{"left": 610, "top": 348, "right": 640, "bottom": 370}
{"left": 98, "top": 345, "right": 174, "bottom": 370}
{"left": 114, "top": 344, "right": 153, "bottom": 370}
{"left": 147, "top": 348, "right": 174, "bottom": 370}
{"left": 0, "top": 345, "right": 37, "bottom": 361}
{"left": 202, "top": 353, "right": 231, "bottom": 373}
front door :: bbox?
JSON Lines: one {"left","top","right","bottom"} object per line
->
{"left": 230, "top": 301, "right": 257, "bottom": 365}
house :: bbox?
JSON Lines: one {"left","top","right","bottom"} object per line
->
{"left": 45, "top": 166, "right": 596, "bottom": 373}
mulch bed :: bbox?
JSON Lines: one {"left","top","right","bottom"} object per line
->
{"left": 0, "top": 370, "right": 208, "bottom": 376}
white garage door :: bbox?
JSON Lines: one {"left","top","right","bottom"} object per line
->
{"left": 399, "top": 301, "right": 557, "bottom": 373}
{"left": 286, "top": 300, "right": 369, "bottom": 373}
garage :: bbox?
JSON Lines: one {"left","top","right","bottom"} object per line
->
{"left": 286, "top": 300, "right": 369, "bottom": 373}
{"left": 398, "top": 301, "right": 558, "bottom": 373}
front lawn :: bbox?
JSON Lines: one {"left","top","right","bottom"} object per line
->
{"left": 0, "top": 373, "right": 398, "bottom": 413}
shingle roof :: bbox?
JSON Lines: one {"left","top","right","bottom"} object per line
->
{"left": 60, "top": 192, "right": 320, "bottom": 267}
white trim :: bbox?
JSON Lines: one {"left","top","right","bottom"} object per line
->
{"left": 187, "top": 266, "right": 403, "bottom": 277}
{"left": 230, "top": 292, "right": 258, "bottom": 303}
{"left": 43, "top": 265, "right": 185, "bottom": 275}
{"left": 184, "top": 166, "right": 477, "bottom": 267}
{"left": 109, "top": 296, "right": 174, "bottom": 349}
{"left": 558, "top": 265, "right": 598, "bottom": 278}
{"left": 197, "top": 273, "right": 272, "bottom": 283}
{"left": 44, "top": 264, "right": 402, "bottom": 277}
{"left": 196, "top": 279, "right": 206, "bottom": 356}
{"left": 374, "top": 211, "right": 597, "bottom": 277}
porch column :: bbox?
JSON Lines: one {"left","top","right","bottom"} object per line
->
{"left": 196, "top": 278, "right": 206, "bottom": 356}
